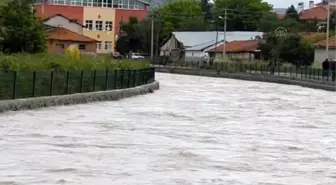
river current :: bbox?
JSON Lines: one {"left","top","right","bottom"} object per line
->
{"left": 0, "top": 73, "right": 335, "bottom": 185}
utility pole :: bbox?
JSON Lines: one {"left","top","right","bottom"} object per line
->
{"left": 223, "top": 9, "right": 227, "bottom": 58}
{"left": 150, "top": 13, "right": 154, "bottom": 60}
{"left": 326, "top": 1, "right": 330, "bottom": 59}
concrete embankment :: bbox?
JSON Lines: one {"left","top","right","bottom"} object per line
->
{"left": 156, "top": 67, "right": 335, "bottom": 92}
{"left": 0, "top": 81, "right": 159, "bottom": 113}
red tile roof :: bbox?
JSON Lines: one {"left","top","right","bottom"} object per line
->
{"left": 208, "top": 40, "right": 259, "bottom": 53}
{"left": 299, "top": 6, "right": 336, "bottom": 20}
{"left": 278, "top": 13, "right": 285, "bottom": 20}
{"left": 46, "top": 27, "right": 97, "bottom": 43}
{"left": 313, "top": 36, "right": 336, "bottom": 48}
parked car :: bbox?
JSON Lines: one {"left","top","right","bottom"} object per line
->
{"left": 111, "top": 52, "right": 122, "bottom": 59}
{"left": 131, "top": 53, "right": 145, "bottom": 59}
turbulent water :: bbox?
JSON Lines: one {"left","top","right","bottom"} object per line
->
{"left": 0, "top": 73, "right": 335, "bottom": 185}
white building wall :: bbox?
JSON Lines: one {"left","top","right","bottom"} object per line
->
{"left": 185, "top": 51, "right": 208, "bottom": 62}
{"left": 314, "top": 48, "right": 336, "bottom": 67}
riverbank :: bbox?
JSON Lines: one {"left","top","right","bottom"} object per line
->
{"left": 0, "top": 81, "right": 159, "bottom": 113}
{"left": 0, "top": 53, "right": 150, "bottom": 71}
{"left": 155, "top": 66, "right": 335, "bottom": 91}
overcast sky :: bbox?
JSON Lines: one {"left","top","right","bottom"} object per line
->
{"left": 266, "top": 0, "right": 310, "bottom": 8}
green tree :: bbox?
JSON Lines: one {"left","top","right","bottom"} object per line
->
{"left": 278, "top": 34, "right": 314, "bottom": 66}
{"left": 214, "top": 0, "right": 272, "bottom": 31}
{"left": 0, "top": 0, "right": 46, "bottom": 53}
{"left": 200, "top": 0, "right": 212, "bottom": 23}
{"left": 284, "top": 5, "right": 299, "bottom": 21}
{"left": 116, "top": 17, "right": 143, "bottom": 55}
{"left": 159, "top": 0, "right": 205, "bottom": 34}
{"left": 259, "top": 33, "right": 314, "bottom": 66}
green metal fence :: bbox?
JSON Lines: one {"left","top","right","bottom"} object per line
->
{"left": 0, "top": 67, "right": 155, "bottom": 100}
{"left": 153, "top": 61, "right": 336, "bottom": 84}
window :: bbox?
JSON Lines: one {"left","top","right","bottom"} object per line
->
{"left": 79, "top": 44, "right": 86, "bottom": 50}
{"left": 105, "top": 41, "right": 112, "bottom": 50}
{"left": 105, "top": 21, "right": 113, "bottom": 31}
{"left": 53, "top": 0, "right": 66, "bottom": 5}
{"left": 56, "top": 44, "right": 64, "bottom": 49}
{"left": 86, "top": 0, "right": 93, "bottom": 6}
{"left": 85, "top": 20, "right": 93, "bottom": 30}
{"left": 122, "top": 0, "right": 128, "bottom": 8}
{"left": 95, "top": 21, "right": 103, "bottom": 31}
{"left": 97, "top": 41, "right": 102, "bottom": 50}
{"left": 118, "top": 0, "right": 123, "bottom": 8}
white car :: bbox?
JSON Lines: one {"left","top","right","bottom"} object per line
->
{"left": 131, "top": 53, "right": 145, "bottom": 59}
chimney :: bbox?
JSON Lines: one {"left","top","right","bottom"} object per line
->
{"left": 309, "top": 1, "right": 314, "bottom": 8}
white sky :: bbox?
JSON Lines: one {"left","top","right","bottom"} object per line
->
{"left": 265, "top": 0, "right": 311, "bottom": 8}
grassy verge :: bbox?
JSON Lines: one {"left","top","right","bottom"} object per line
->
{"left": 0, "top": 53, "right": 154, "bottom": 100}
{"left": 0, "top": 53, "right": 150, "bottom": 71}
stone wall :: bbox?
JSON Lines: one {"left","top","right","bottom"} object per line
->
{"left": 0, "top": 81, "right": 159, "bottom": 113}
{"left": 156, "top": 67, "right": 335, "bottom": 92}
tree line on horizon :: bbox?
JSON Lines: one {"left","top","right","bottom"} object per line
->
{"left": 117, "top": 0, "right": 335, "bottom": 66}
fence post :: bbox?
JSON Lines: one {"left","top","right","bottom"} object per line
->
{"left": 128, "top": 70, "right": 131, "bottom": 88}
{"left": 120, "top": 70, "right": 124, "bottom": 89}
{"left": 284, "top": 66, "right": 287, "bottom": 76}
{"left": 142, "top": 69, "right": 145, "bottom": 84}
{"left": 12, "top": 71, "right": 17, "bottom": 99}
{"left": 290, "top": 67, "right": 292, "bottom": 77}
{"left": 93, "top": 70, "right": 96, "bottom": 91}
{"left": 50, "top": 71, "right": 54, "bottom": 96}
{"left": 32, "top": 71, "right": 36, "bottom": 97}
{"left": 133, "top": 69, "right": 137, "bottom": 86}
{"left": 105, "top": 70, "right": 109, "bottom": 90}
{"left": 152, "top": 67, "right": 155, "bottom": 82}
{"left": 317, "top": 69, "right": 320, "bottom": 81}
{"left": 114, "top": 70, "right": 118, "bottom": 89}
{"left": 80, "top": 70, "right": 84, "bottom": 93}
{"left": 65, "top": 71, "right": 69, "bottom": 94}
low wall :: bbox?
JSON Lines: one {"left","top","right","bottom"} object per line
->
{"left": 156, "top": 67, "right": 335, "bottom": 92}
{"left": 0, "top": 81, "right": 159, "bottom": 113}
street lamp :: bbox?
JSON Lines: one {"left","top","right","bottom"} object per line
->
{"left": 326, "top": 0, "right": 332, "bottom": 76}
{"left": 218, "top": 13, "right": 227, "bottom": 58}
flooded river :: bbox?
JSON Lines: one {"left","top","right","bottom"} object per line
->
{"left": 0, "top": 73, "right": 335, "bottom": 185}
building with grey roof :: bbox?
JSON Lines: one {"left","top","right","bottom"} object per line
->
{"left": 160, "top": 31, "right": 263, "bottom": 61}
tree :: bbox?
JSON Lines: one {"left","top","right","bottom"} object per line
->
{"left": 115, "top": 17, "right": 144, "bottom": 55}
{"left": 257, "top": 12, "right": 282, "bottom": 32}
{"left": 284, "top": 5, "right": 299, "bottom": 21}
{"left": 0, "top": 0, "right": 46, "bottom": 53}
{"left": 214, "top": 0, "right": 272, "bottom": 31}
{"left": 159, "top": 0, "right": 205, "bottom": 35}
{"left": 200, "top": 0, "right": 212, "bottom": 23}
{"left": 259, "top": 33, "right": 314, "bottom": 66}
{"left": 278, "top": 34, "right": 314, "bottom": 66}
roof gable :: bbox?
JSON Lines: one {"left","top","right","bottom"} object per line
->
{"left": 47, "top": 27, "right": 96, "bottom": 42}
{"left": 44, "top": 14, "right": 84, "bottom": 27}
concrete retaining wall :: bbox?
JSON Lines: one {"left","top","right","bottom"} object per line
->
{"left": 156, "top": 67, "right": 335, "bottom": 92}
{"left": 0, "top": 81, "right": 160, "bottom": 113}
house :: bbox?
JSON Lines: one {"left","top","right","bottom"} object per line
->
{"left": 299, "top": 0, "right": 336, "bottom": 29}
{"left": 313, "top": 36, "right": 336, "bottom": 65}
{"left": 43, "top": 14, "right": 85, "bottom": 35}
{"left": 207, "top": 40, "right": 260, "bottom": 61}
{"left": 45, "top": 26, "right": 97, "bottom": 54}
{"left": 33, "top": 0, "right": 150, "bottom": 53}
{"left": 160, "top": 31, "right": 263, "bottom": 61}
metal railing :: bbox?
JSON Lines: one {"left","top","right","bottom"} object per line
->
{"left": 153, "top": 61, "right": 336, "bottom": 85}
{"left": 0, "top": 68, "right": 156, "bottom": 100}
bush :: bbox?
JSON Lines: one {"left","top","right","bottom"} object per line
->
{"left": 0, "top": 53, "right": 150, "bottom": 72}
